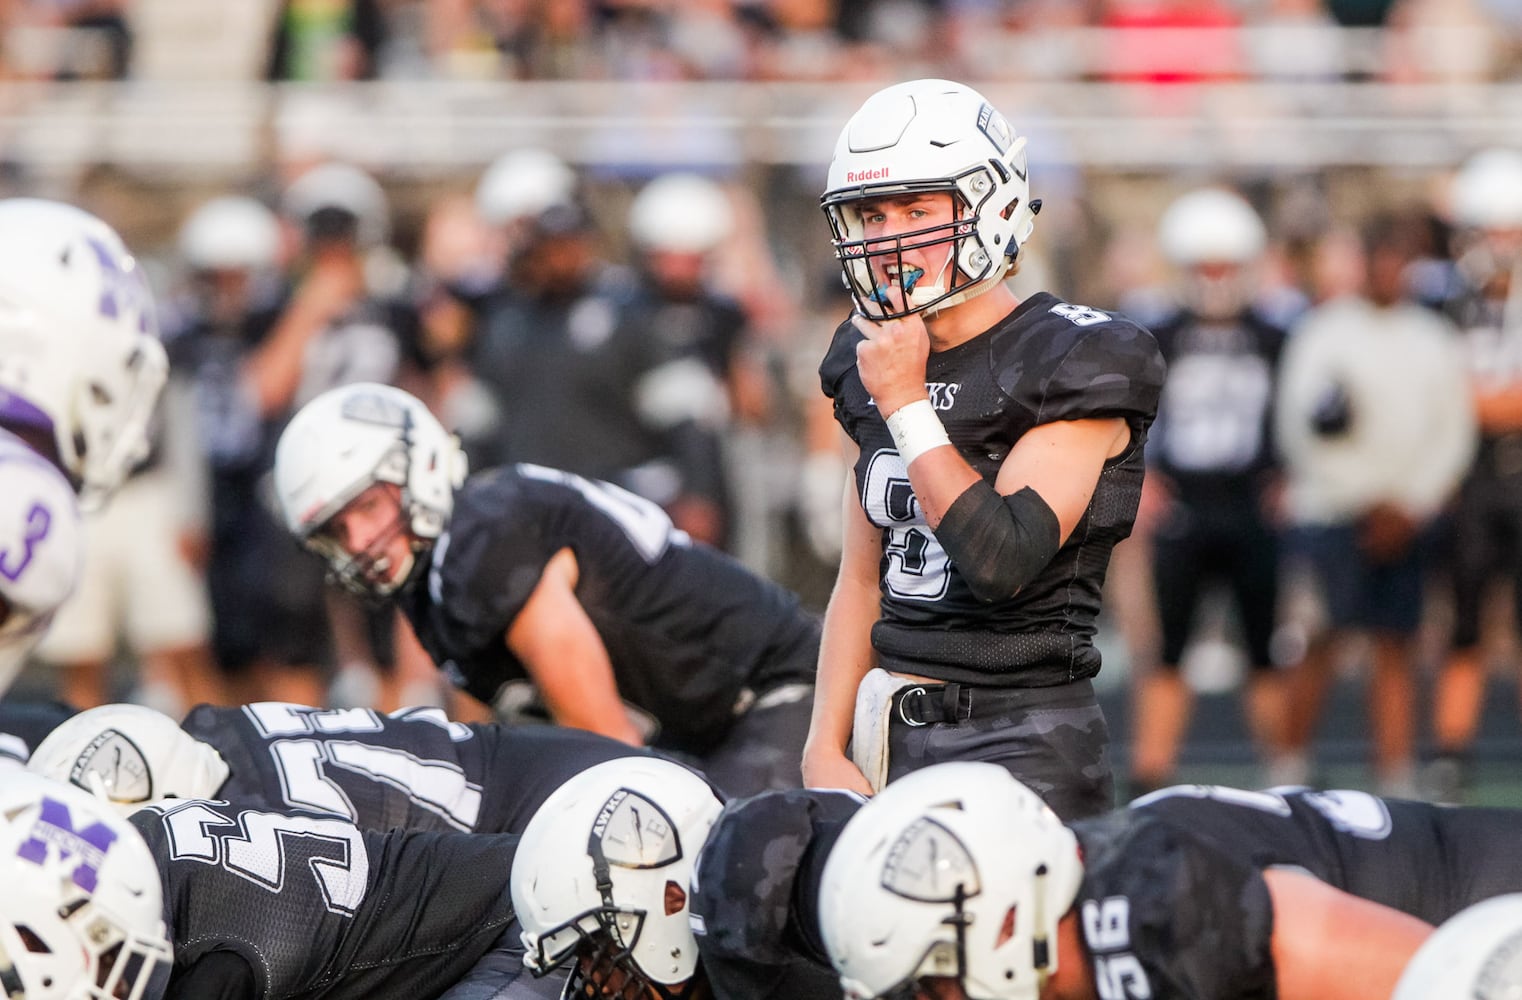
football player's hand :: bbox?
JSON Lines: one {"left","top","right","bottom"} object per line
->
{"left": 853, "top": 301, "right": 930, "bottom": 418}
{"left": 801, "top": 745, "right": 875, "bottom": 796}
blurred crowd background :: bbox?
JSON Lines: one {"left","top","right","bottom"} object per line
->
{"left": 5, "top": 0, "right": 1522, "bottom": 802}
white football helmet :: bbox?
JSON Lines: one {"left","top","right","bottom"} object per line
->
{"left": 629, "top": 173, "right": 733, "bottom": 256}
{"left": 820, "top": 763, "right": 1082, "bottom": 1000}
{"left": 274, "top": 382, "right": 467, "bottom": 597}
{"left": 512, "top": 757, "right": 725, "bottom": 998}
{"left": 0, "top": 199, "right": 168, "bottom": 510}
{"left": 0, "top": 771, "right": 173, "bottom": 1000}
{"left": 821, "top": 79, "right": 1039, "bottom": 320}
{"left": 28, "top": 703, "right": 230, "bottom": 817}
{"left": 1450, "top": 148, "right": 1522, "bottom": 287}
{"left": 1156, "top": 186, "right": 1267, "bottom": 320}
{"left": 178, "top": 195, "right": 283, "bottom": 273}
{"left": 281, "top": 162, "right": 391, "bottom": 249}
{"left": 1393, "top": 893, "right": 1522, "bottom": 1000}
{"left": 475, "top": 148, "right": 578, "bottom": 228}
{"left": 1451, "top": 148, "right": 1522, "bottom": 231}
{"left": 1157, "top": 187, "right": 1267, "bottom": 267}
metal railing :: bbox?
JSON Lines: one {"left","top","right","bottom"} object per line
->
{"left": 0, "top": 75, "right": 1516, "bottom": 180}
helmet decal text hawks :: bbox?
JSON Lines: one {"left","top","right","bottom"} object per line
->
{"left": 976, "top": 103, "right": 1017, "bottom": 160}
{"left": 881, "top": 816, "right": 982, "bottom": 903}
{"left": 595, "top": 788, "right": 682, "bottom": 870}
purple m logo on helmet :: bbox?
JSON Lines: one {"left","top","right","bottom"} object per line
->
{"left": 17, "top": 796, "right": 119, "bottom": 892}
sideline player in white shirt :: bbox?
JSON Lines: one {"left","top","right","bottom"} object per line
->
{"left": 0, "top": 198, "right": 167, "bottom": 703}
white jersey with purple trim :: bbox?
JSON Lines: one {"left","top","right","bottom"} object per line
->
{"left": 0, "top": 428, "right": 81, "bottom": 690}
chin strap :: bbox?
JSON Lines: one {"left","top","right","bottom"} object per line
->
{"left": 1032, "top": 862, "right": 1055, "bottom": 990}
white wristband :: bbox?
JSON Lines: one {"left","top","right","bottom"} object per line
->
{"left": 884, "top": 398, "right": 952, "bottom": 466}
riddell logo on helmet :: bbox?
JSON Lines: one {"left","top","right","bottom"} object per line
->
{"left": 846, "top": 168, "right": 890, "bottom": 182}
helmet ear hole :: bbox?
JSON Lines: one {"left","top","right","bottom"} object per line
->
{"left": 996, "top": 905, "right": 1017, "bottom": 948}
{"left": 663, "top": 881, "right": 686, "bottom": 917}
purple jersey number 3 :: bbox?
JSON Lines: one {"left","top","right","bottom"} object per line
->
{"left": 0, "top": 503, "right": 52, "bottom": 582}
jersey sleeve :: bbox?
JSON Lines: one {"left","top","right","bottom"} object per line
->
{"left": 818, "top": 318, "right": 864, "bottom": 402}
{"left": 1032, "top": 319, "right": 1165, "bottom": 426}
{"left": 1082, "top": 815, "right": 1276, "bottom": 1000}
{"left": 433, "top": 478, "right": 560, "bottom": 653}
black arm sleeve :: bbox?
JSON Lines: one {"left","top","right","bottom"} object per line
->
{"left": 934, "top": 483, "right": 1061, "bottom": 603}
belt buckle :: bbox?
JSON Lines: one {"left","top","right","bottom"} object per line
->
{"left": 897, "top": 686, "right": 928, "bottom": 727}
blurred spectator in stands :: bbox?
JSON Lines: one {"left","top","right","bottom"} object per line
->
{"left": 1128, "top": 187, "right": 1296, "bottom": 796}
{"left": 2, "top": 0, "right": 132, "bottom": 80}
{"left": 267, "top": 0, "right": 386, "bottom": 81}
{"left": 1381, "top": 0, "right": 1503, "bottom": 84}
{"left": 1247, "top": 0, "right": 1348, "bottom": 83}
{"left": 1100, "top": 0, "right": 1246, "bottom": 84}
{"left": 1426, "top": 148, "right": 1522, "bottom": 803}
{"left": 1275, "top": 214, "right": 1475, "bottom": 797}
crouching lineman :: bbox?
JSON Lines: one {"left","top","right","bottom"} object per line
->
{"left": 271, "top": 382, "right": 819, "bottom": 797}
{"left": 511, "top": 760, "right": 969, "bottom": 1000}
{"left": 0, "top": 199, "right": 167, "bottom": 706}
{"left": 131, "top": 792, "right": 561, "bottom": 1000}
{"left": 817, "top": 766, "right": 1486, "bottom": 1000}
{"left": 30, "top": 699, "right": 651, "bottom": 834}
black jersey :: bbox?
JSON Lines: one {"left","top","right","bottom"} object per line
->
{"left": 396, "top": 464, "right": 820, "bottom": 753}
{"left": 1068, "top": 808, "right": 1276, "bottom": 1000}
{"left": 1147, "top": 308, "right": 1286, "bottom": 511}
{"left": 132, "top": 799, "right": 519, "bottom": 1000}
{"left": 1070, "top": 785, "right": 1522, "bottom": 1000}
{"left": 180, "top": 702, "right": 645, "bottom": 835}
{"left": 1130, "top": 784, "right": 1522, "bottom": 927}
{"left": 819, "top": 293, "right": 1164, "bottom": 687}
{"left": 690, "top": 788, "right": 863, "bottom": 1000}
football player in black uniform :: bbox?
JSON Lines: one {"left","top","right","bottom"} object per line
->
{"left": 131, "top": 796, "right": 559, "bottom": 1000}
{"left": 29, "top": 700, "right": 650, "bottom": 835}
{"left": 805, "top": 78, "right": 1165, "bottom": 818}
{"left": 816, "top": 765, "right": 1522, "bottom": 1000}
{"left": 1128, "top": 187, "right": 1293, "bottom": 796}
{"left": 271, "top": 382, "right": 818, "bottom": 797}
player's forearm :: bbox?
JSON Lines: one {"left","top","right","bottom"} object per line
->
{"left": 805, "top": 576, "right": 880, "bottom": 756}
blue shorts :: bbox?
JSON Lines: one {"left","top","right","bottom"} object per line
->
{"left": 1289, "top": 523, "right": 1426, "bottom": 635}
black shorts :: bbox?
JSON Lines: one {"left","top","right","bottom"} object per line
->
{"left": 1150, "top": 507, "right": 1279, "bottom": 668}
{"left": 1448, "top": 468, "right": 1522, "bottom": 650}
{"left": 885, "top": 678, "right": 1113, "bottom": 821}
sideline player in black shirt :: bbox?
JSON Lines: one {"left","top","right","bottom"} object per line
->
{"left": 1129, "top": 187, "right": 1293, "bottom": 796}
{"left": 805, "top": 78, "right": 1165, "bottom": 818}
{"left": 28, "top": 699, "right": 647, "bottom": 835}
{"left": 816, "top": 766, "right": 1522, "bottom": 1000}
{"left": 271, "top": 382, "right": 819, "bottom": 797}
{"left": 131, "top": 797, "right": 558, "bottom": 1000}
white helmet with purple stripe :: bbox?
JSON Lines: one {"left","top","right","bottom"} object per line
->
{"left": 0, "top": 199, "right": 167, "bottom": 510}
